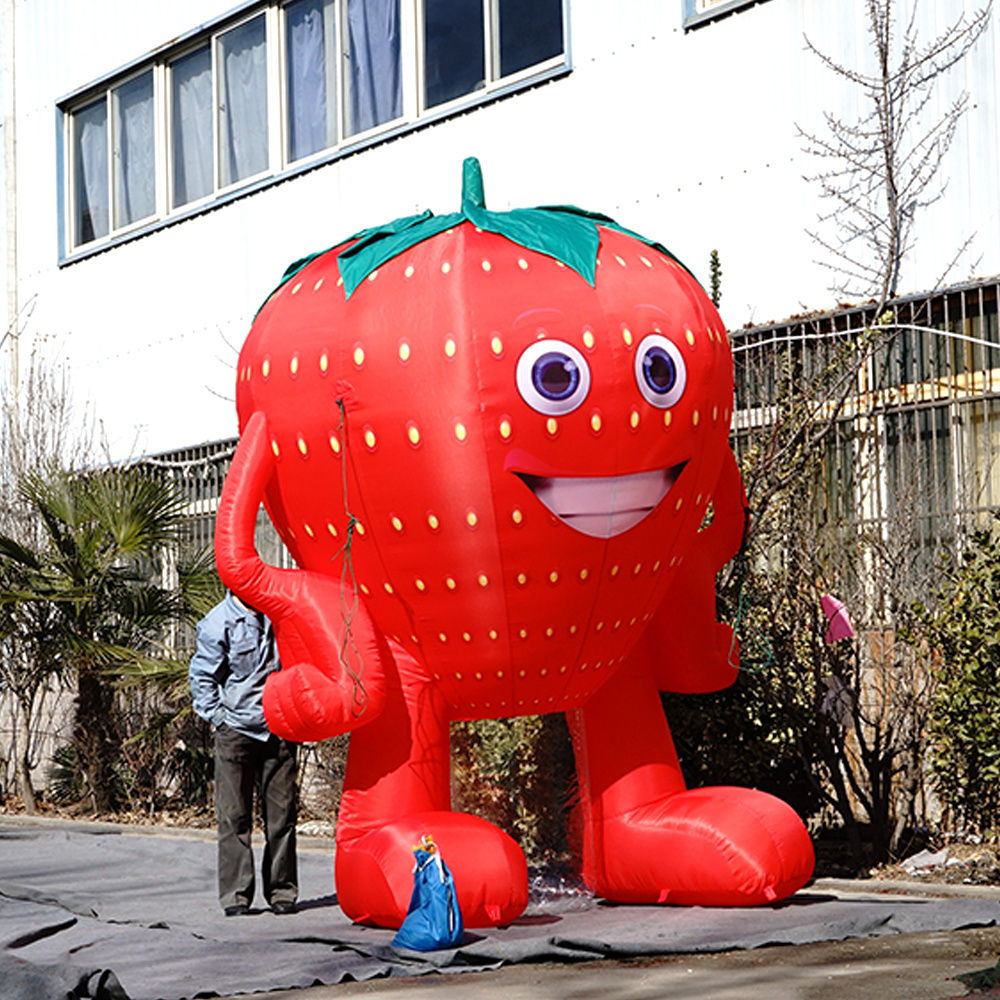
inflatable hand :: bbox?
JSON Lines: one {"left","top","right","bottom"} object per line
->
{"left": 215, "top": 410, "right": 387, "bottom": 740}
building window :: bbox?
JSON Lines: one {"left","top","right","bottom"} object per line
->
{"left": 683, "top": 0, "right": 772, "bottom": 29}
{"left": 286, "top": 0, "right": 339, "bottom": 161}
{"left": 62, "top": 0, "right": 568, "bottom": 258}
{"left": 71, "top": 69, "right": 157, "bottom": 246}
{"left": 423, "top": 0, "right": 563, "bottom": 110}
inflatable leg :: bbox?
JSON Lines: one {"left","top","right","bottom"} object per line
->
{"left": 569, "top": 653, "right": 814, "bottom": 906}
{"left": 335, "top": 643, "right": 528, "bottom": 929}
{"left": 216, "top": 410, "right": 387, "bottom": 741}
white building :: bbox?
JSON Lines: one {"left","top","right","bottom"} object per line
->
{"left": 3, "top": 0, "right": 998, "bottom": 459}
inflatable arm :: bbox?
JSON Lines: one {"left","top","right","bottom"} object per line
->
{"left": 215, "top": 410, "right": 387, "bottom": 741}
{"left": 648, "top": 447, "right": 748, "bottom": 693}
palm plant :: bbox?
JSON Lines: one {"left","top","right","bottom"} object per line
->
{"left": 0, "top": 463, "right": 218, "bottom": 813}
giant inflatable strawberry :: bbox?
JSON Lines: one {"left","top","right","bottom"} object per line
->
{"left": 216, "top": 158, "right": 814, "bottom": 928}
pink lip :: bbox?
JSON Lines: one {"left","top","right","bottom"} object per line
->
{"left": 512, "top": 462, "right": 687, "bottom": 539}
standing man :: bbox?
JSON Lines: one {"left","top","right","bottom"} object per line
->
{"left": 189, "top": 591, "right": 298, "bottom": 916}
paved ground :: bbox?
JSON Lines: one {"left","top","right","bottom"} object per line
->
{"left": 223, "top": 926, "right": 1000, "bottom": 1000}
{"left": 5, "top": 814, "right": 1000, "bottom": 1000}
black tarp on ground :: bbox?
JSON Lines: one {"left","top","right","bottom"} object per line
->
{"left": 2, "top": 818, "right": 1000, "bottom": 1000}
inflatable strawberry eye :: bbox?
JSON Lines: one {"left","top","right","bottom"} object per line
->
{"left": 635, "top": 334, "right": 686, "bottom": 409}
{"left": 515, "top": 340, "right": 591, "bottom": 415}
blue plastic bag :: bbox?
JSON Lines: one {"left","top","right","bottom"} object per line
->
{"left": 391, "top": 836, "right": 464, "bottom": 951}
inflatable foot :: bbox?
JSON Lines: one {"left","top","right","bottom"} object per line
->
{"left": 336, "top": 811, "right": 528, "bottom": 928}
{"left": 594, "top": 786, "right": 814, "bottom": 906}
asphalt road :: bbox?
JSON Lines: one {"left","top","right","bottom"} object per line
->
{"left": 223, "top": 926, "right": 1000, "bottom": 1000}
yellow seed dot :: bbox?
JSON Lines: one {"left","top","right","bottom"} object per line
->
{"left": 441, "top": 261, "right": 451, "bottom": 274}
{"left": 463, "top": 633, "right": 472, "bottom": 642}
{"left": 549, "top": 571, "right": 559, "bottom": 584}
{"left": 696, "top": 494, "right": 703, "bottom": 506}
{"left": 622, "top": 326, "right": 633, "bottom": 347}
{"left": 640, "top": 255, "right": 653, "bottom": 268}
{"left": 610, "top": 564, "right": 620, "bottom": 577}
{"left": 540, "top": 667, "right": 548, "bottom": 676}
{"left": 713, "top": 406, "right": 719, "bottom": 423}
{"left": 313, "top": 278, "right": 324, "bottom": 291}
{"left": 591, "top": 412, "right": 603, "bottom": 433}
{"left": 270, "top": 439, "right": 280, "bottom": 457}
{"left": 391, "top": 516, "right": 403, "bottom": 532}
{"left": 367, "top": 269, "right": 379, "bottom": 282}
{"left": 675, "top": 497, "right": 684, "bottom": 511}
{"left": 353, "top": 346, "right": 365, "bottom": 367}
{"left": 297, "top": 436, "right": 308, "bottom": 455}
{"left": 633, "top": 563, "right": 642, "bottom": 574}
{"left": 455, "top": 672, "right": 463, "bottom": 682}
{"left": 663, "top": 411, "right": 672, "bottom": 429}
{"left": 693, "top": 410, "right": 700, "bottom": 427}
{"left": 407, "top": 423, "right": 421, "bottom": 446}
{"left": 499, "top": 418, "right": 512, "bottom": 440}
{"left": 355, "top": 521, "right": 366, "bottom": 536}
{"left": 327, "top": 523, "right": 337, "bottom": 537}
{"left": 546, "top": 417, "right": 558, "bottom": 436}
{"left": 518, "top": 258, "right": 529, "bottom": 270}
{"left": 319, "top": 352, "right": 329, "bottom": 373}
{"left": 262, "top": 359, "right": 271, "bottom": 378}
{"left": 454, "top": 421, "right": 467, "bottom": 442}
{"left": 445, "top": 337, "right": 457, "bottom": 358}
{"left": 359, "top": 583, "right": 369, "bottom": 595}
{"left": 596, "top": 621, "right": 604, "bottom": 631}
{"left": 291, "top": 282, "right": 302, "bottom": 294}
{"left": 466, "top": 510, "right": 478, "bottom": 528}
{"left": 404, "top": 264, "right": 415, "bottom": 278}
{"left": 616, "top": 255, "right": 628, "bottom": 268}
{"left": 497, "top": 670, "right": 504, "bottom": 679}
{"left": 579, "top": 568, "right": 589, "bottom": 581}
{"left": 548, "top": 628, "right": 556, "bottom": 638}
{"left": 304, "top": 523, "right": 314, "bottom": 537}
{"left": 329, "top": 433, "right": 341, "bottom": 454}
{"left": 384, "top": 582, "right": 394, "bottom": 595}
{"left": 398, "top": 341, "right": 411, "bottom": 362}
{"left": 482, "top": 260, "right": 492, "bottom": 272}
{"left": 478, "top": 573, "right": 489, "bottom": 587}
{"left": 446, "top": 577, "right": 456, "bottom": 590}
{"left": 511, "top": 507, "right": 524, "bottom": 525}
{"left": 519, "top": 629, "right": 528, "bottom": 640}
{"left": 439, "top": 633, "right": 448, "bottom": 643}
{"left": 570, "top": 625, "right": 578, "bottom": 634}
{"left": 489, "top": 629, "right": 498, "bottom": 640}
{"left": 475, "top": 672, "right": 483, "bottom": 681}
{"left": 290, "top": 355, "right": 300, "bottom": 376}
{"left": 364, "top": 429, "right": 376, "bottom": 449}
{"left": 491, "top": 335, "right": 504, "bottom": 356}
{"left": 614, "top": 620, "right": 621, "bottom": 630}
{"left": 686, "top": 329, "right": 696, "bottom": 347}
{"left": 583, "top": 329, "right": 595, "bottom": 349}
{"left": 415, "top": 578, "right": 426, "bottom": 591}
{"left": 629, "top": 409, "right": 640, "bottom": 429}
{"left": 517, "top": 572, "right": 528, "bottom": 586}
{"left": 427, "top": 513, "right": 440, "bottom": 530}
{"left": 653, "top": 560, "right": 661, "bottom": 572}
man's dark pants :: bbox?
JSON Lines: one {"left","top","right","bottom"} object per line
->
{"left": 214, "top": 724, "right": 298, "bottom": 910}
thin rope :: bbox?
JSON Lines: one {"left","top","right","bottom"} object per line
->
{"left": 332, "top": 398, "right": 368, "bottom": 717}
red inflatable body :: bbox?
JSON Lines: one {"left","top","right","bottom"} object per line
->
{"left": 215, "top": 159, "right": 814, "bottom": 927}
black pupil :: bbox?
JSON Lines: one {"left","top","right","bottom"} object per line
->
{"left": 533, "top": 353, "right": 579, "bottom": 400}
{"left": 644, "top": 348, "right": 676, "bottom": 393}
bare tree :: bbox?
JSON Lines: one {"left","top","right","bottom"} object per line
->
{"left": 0, "top": 349, "right": 94, "bottom": 812}
{"left": 799, "top": 0, "right": 992, "bottom": 309}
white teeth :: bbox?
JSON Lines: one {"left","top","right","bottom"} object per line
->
{"left": 516, "top": 464, "right": 685, "bottom": 539}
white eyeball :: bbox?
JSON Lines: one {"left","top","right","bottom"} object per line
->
{"left": 515, "top": 340, "right": 592, "bottom": 416}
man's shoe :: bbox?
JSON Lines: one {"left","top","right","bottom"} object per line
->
{"left": 224, "top": 904, "right": 250, "bottom": 917}
{"left": 271, "top": 900, "right": 297, "bottom": 915}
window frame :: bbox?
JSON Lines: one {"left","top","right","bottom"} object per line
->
{"left": 682, "top": 0, "right": 772, "bottom": 30}
{"left": 59, "top": 0, "right": 570, "bottom": 262}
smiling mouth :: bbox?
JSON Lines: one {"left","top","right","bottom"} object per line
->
{"left": 513, "top": 463, "right": 688, "bottom": 539}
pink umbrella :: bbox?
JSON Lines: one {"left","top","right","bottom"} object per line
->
{"left": 821, "top": 594, "right": 855, "bottom": 643}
